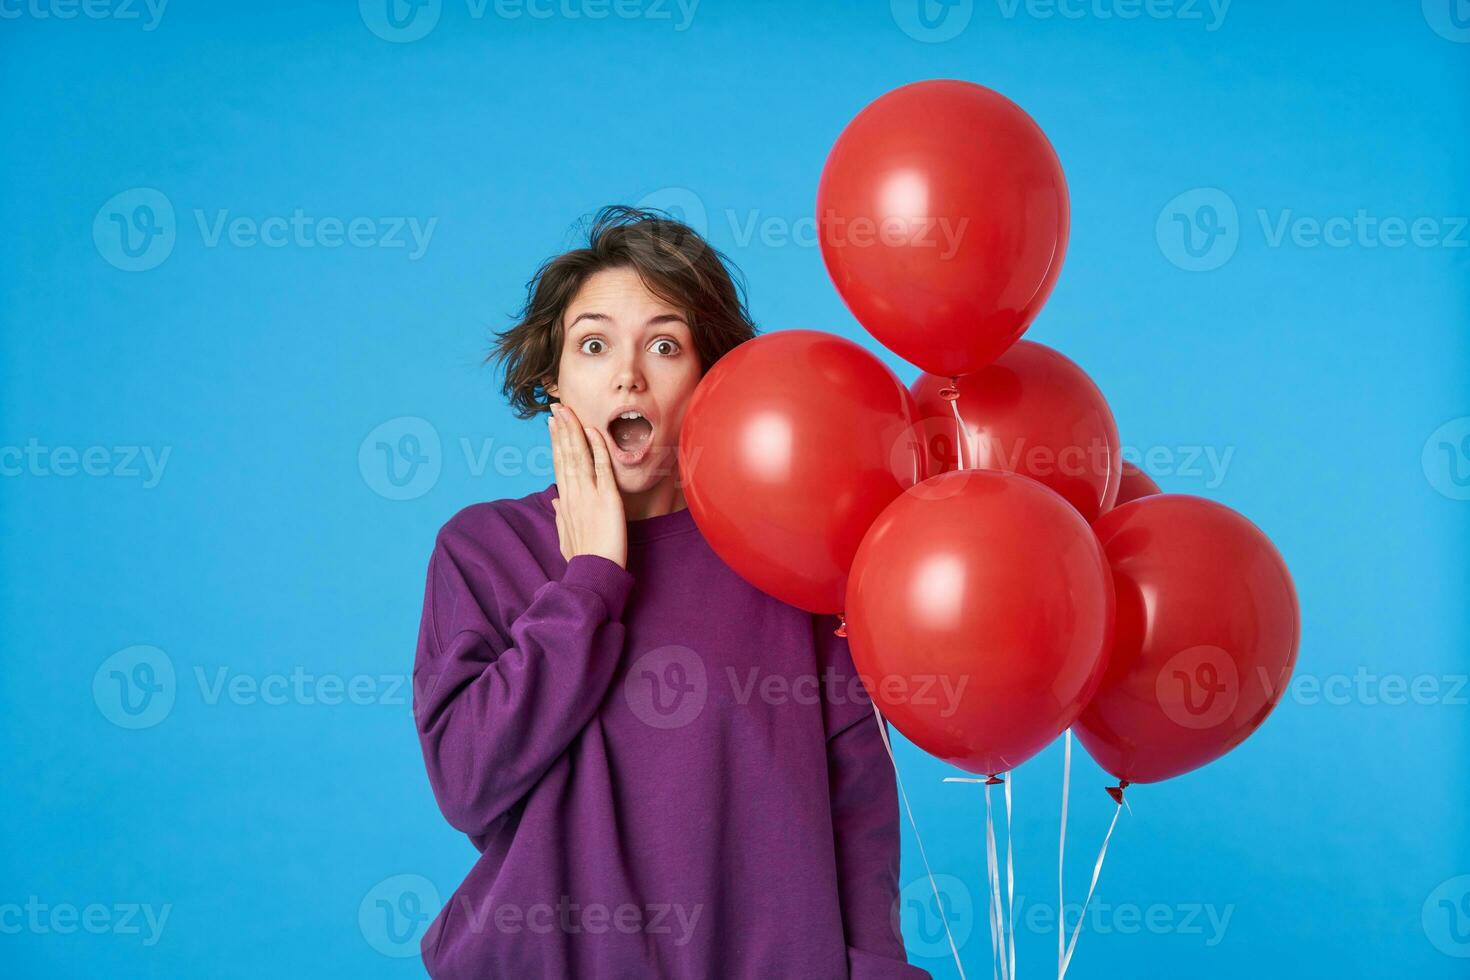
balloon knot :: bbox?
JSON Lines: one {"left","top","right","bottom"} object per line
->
{"left": 1105, "top": 779, "right": 1130, "bottom": 805}
{"left": 985, "top": 774, "right": 1005, "bottom": 785}
{"left": 834, "top": 614, "right": 847, "bottom": 638}
{"left": 938, "top": 379, "right": 961, "bottom": 401}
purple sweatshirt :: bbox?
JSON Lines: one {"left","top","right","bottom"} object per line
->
{"left": 411, "top": 481, "right": 931, "bottom": 979}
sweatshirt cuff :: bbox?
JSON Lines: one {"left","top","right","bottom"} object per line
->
{"left": 560, "top": 554, "right": 635, "bottom": 621}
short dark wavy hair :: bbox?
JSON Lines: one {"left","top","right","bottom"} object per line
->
{"left": 488, "top": 205, "right": 759, "bottom": 420}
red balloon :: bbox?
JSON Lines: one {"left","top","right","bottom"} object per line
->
{"left": 845, "top": 470, "right": 1114, "bottom": 776}
{"left": 679, "top": 330, "right": 926, "bottom": 614}
{"left": 912, "top": 340, "right": 1121, "bottom": 522}
{"left": 1113, "top": 461, "right": 1161, "bottom": 507}
{"left": 817, "top": 80, "right": 1069, "bottom": 377}
{"left": 1075, "top": 495, "right": 1300, "bottom": 784}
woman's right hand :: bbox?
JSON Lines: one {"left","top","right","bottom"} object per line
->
{"left": 548, "top": 402, "right": 627, "bottom": 570}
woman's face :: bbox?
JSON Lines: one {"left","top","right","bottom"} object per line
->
{"left": 545, "top": 266, "right": 702, "bottom": 498}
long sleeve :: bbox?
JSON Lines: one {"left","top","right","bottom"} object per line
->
{"left": 816, "top": 614, "right": 933, "bottom": 980}
{"left": 413, "top": 519, "right": 635, "bottom": 839}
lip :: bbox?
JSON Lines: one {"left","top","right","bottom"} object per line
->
{"left": 609, "top": 441, "right": 653, "bottom": 466}
{"left": 604, "top": 403, "right": 656, "bottom": 466}
{"left": 605, "top": 402, "right": 657, "bottom": 429}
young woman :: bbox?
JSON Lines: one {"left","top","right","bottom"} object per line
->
{"left": 412, "top": 206, "right": 929, "bottom": 979}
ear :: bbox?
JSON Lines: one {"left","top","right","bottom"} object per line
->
{"left": 543, "top": 376, "right": 558, "bottom": 399}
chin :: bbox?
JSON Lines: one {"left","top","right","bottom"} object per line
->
{"left": 612, "top": 447, "right": 678, "bottom": 493}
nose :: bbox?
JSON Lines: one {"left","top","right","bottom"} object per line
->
{"left": 613, "top": 351, "right": 646, "bottom": 393}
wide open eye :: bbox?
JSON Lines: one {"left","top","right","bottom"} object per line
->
{"left": 578, "top": 337, "right": 606, "bottom": 355}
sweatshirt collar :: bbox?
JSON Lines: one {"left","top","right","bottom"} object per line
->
{"left": 537, "top": 483, "right": 698, "bottom": 543}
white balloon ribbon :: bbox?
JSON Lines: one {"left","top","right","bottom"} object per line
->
{"left": 944, "top": 385, "right": 971, "bottom": 469}
{"left": 870, "top": 701, "right": 967, "bottom": 980}
{"left": 942, "top": 772, "right": 1014, "bottom": 980}
{"left": 1056, "top": 729, "right": 1128, "bottom": 979}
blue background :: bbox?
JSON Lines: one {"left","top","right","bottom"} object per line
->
{"left": 3, "top": 1, "right": 1467, "bottom": 976}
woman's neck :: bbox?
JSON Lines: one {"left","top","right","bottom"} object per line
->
{"left": 622, "top": 480, "right": 687, "bottom": 521}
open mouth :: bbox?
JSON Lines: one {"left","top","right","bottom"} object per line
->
{"left": 606, "top": 409, "right": 655, "bottom": 464}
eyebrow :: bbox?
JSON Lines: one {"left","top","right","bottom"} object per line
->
{"left": 566, "top": 312, "right": 689, "bottom": 331}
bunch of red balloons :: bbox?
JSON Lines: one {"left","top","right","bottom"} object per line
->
{"left": 680, "top": 80, "right": 1299, "bottom": 790}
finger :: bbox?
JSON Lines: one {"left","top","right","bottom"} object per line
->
{"left": 584, "top": 424, "right": 615, "bottom": 492}
{"left": 557, "top": 412, "right": 589, "bottom": 507}
{"left": 553, "top": 501, "right": 570, "bottom": 559}
{"left": 550, "top": 405, "right": 574, "bottom": 491}
{"left": 557, "top": 404, "right": 594, "bottom": 486}
{"left": 548, "top": 410, "right": 564, "bottom": 488}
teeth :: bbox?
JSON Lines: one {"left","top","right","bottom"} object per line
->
{"left": 616, "top": 411, "right": 645, "bottom": 421}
